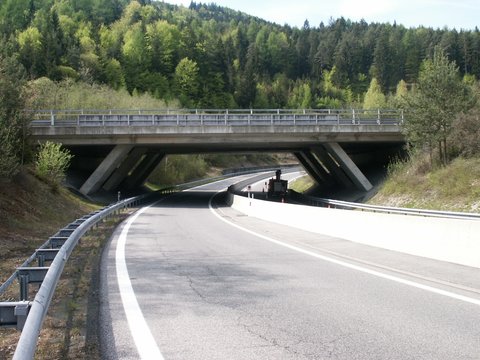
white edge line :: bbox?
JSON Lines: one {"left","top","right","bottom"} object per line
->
{"left": 116, "top": 204, "right": 165, "bottom": 360}
{"left": 208, "top": 191, "right": 480, "bottom": 307}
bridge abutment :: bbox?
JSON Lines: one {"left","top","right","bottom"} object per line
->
{"left": 122, "top": 153, "right": 165, "bottom": 190}
{"left": 322, "top": 143, "right": 373, "bottom": 192}
{"left": 79, "top": 145, "right": 133, "bottom": 196}
{"left": 103, "top": 147, "right": 147, "bottom": 192}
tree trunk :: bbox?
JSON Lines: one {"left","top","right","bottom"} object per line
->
{"left": 438, "top": 140, "right": 443, "bottom": 166}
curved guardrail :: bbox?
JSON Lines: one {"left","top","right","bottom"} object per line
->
{"left": 2, "top": 168, "right": 292, "bottom": 359}
{"left": 0, "top": 189, "right": 175, "bottom": 359}
{"left": 288, "top": 190, "right": 480, "bottom": 220}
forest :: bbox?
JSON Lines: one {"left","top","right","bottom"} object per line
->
{"left": 2, "top": 0, "right": 480, "bottom": 109}
{"left": 1, "top": 0, "right": 480, "bottom": 182}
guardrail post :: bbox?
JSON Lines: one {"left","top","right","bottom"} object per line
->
{"left": 50, "top": 111, "right": 55, "bottom": 126}
{"left": 401, "top": 109, "right": 404, "bottom": 124}
{"left": 19, "top": 275, "right": 29, "bottom": 301}
{"left": 352, "top": 109, "right": 355, "bottom": 124}
{"left": 37, "top": 254, "right": 45, "bottom": 267}
{"left": 15, "top": 303, "right": 29, "bottom": 331}
{"left": 377, "top": 109, "right": 381, "bottom": 125}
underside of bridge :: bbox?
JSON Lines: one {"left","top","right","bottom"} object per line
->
{"left": 65, "top": 141, "right": 404, "bottom": 199}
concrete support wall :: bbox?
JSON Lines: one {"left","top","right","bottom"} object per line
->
{"left": 103, "top": 147, "right": 146, "bottom": 191}
{"left": 79, "top": 145, "right": 133, "bottom": 195}
{"left": 311, "top": 146, "right": 352, "bottom": 189}
{"left": 123, "top": 153, "right": 165, "bottom": 190}
{"left": 323, "top": 143, "right": 372, "bottom": 191}
{"left": 294, "top": 152, "right": 330, "bottom": 186}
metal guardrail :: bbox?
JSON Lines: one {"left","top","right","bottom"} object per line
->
{"left": 288, "top": 190, "right": 480, "bottom": 220}
{"left": 29, "top": 108, "right": 404, "bottom": 127}
{"left": 0, "top": 188, "right": 176, "bottom": 360}
{"left": 2, "top": 168, "right": 295, "bottom": 359}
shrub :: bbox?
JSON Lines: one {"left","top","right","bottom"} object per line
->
{"left": 35, "top": 141, "right": 73, "bottom": 186}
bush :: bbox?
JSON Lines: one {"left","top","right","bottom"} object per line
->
{"left": 450, "top": 105, "right": 480, "bottom": 158}
{"left": 35, "top": 141, "right": 73, "bottom": 186}
{"left": 0, "top": 53, "right": 30, "bottom": 179}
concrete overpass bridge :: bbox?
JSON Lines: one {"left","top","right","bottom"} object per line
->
{"left": 30, "top": 109, "right": 405, "bottom": 196}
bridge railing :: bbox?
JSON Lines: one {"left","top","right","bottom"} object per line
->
{"left": 29, "top": 109, "right": 404, "bottom": 127}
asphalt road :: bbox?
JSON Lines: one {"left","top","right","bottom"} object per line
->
{"left": 100, "top": 175, "right": 480, "bottom": 359}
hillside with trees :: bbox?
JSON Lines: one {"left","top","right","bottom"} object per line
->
{"left": 0, "top": 0, "right": 480, "bottom": 196}
{"left": 2, "top": 0, "right": 480, "bottom": 109}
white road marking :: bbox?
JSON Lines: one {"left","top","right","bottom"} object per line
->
{"left": 116, "top": 205, "right": 165, "bottom": 360}
{"left": 208, "top": 192, "right": 480, "bottom": 307}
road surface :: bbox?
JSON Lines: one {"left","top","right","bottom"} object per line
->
{"left": 100, "top": 174, "right": 480, "bottom": 359}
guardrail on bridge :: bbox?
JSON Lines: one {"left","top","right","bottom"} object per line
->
{"left": 29, "top": 108, "right": 404, "bottom": 127}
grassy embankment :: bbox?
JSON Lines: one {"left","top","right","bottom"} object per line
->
{"left": 289, "top": 156, "right": 480, "bottom": 213}
{"left": 370, "top": 156, "right": 480, "bottom": 212}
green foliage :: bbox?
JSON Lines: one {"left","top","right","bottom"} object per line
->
{"left": 34, "top": 141, "right": 73, "bottom": 185}
{"left": 3, "top": 0, "right": 480, "bottom": 111}
{"left": 148, "top": 155, "right": 207, "bottom": 186}
{"left": 0, "top": 53, "right": 30, "bottom": 179}
{"left": 450, "top": 102, "right": 480, "bottom": 157}
{"left": 363, "top": 78, "right": 386, "bottom": 109}
{"left": 288, "top": 81, "right": 312, "bottom": 109}
{"left": 389, "top": 79, "right": 408, "bottom": 109}
{"left": 28, "top": 78, "right": 178, "bottom": 109}
{"left": 174, "top": 57, "right": 199, "bottom": 106}
{"left": 404, "top": 47, "right": 475, "bottom": 165}
{"left": 372, "top": 155, "right": 480, "bottom": 212}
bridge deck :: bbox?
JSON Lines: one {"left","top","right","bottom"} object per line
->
{"left": 29, "top": 109, "right": 405, "bottom": 147}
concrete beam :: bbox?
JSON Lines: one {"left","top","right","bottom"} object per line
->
{"left": 323, "top": 143, "right": 372, "bottom": 192}
{"left": 311, "top": 146, "right": 353, "bottom": 189}
{"left": 103, "top": 147, "right": 147, "bottom": 191}
{"left": 123, "top": 153, "right": 165, "bottom": 190}
{"left": 294, "top": 152, "right": 327, "bottom": 186}
{"left": 80, "top": 145, "right": 133, "bottom": 195}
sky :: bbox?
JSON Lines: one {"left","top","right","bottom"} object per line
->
{"left": 162, "top": 0, "right": 480, "bottom": 30}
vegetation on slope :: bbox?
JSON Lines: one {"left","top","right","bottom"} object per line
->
{"left": 370, "top": 155, "right": 480, "bottom": 213}
{"left": 0, "top": 168, "right": 97, "bottom": 286}
{"left": 3, "top": 0, "right": 480, "bottom": 110}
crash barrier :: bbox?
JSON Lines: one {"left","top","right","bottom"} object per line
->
{"left": 227, "top": 189, "right": 480, "bottom": 269}
{"left": 0, "top": 188, "right": 176, "bottom": 360}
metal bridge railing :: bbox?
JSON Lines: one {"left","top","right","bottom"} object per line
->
{"left": 29, "top": 109, "right": 404, "bottom": 127}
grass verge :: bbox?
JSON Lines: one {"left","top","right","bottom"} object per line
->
{"left": 0, "top": 169, "right": 133, "bottom": 359}
{"left": 369, "top": 156, "right": 480, "bottom": 212}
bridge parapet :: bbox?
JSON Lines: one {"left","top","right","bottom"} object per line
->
{"left": 30, "top": 108, "right": 404, "bottom": 127}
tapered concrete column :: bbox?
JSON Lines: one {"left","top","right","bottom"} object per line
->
{"left": 123, "top": 153, "right": 165, "bottom": 190}
{"left": 80, "top": 145, "right": 133, "bottom": 195}
{"left": 294, "top": 152, "right": 327, "bottom": 186}
{"left": 103, "top": 147, "right": 147, "bottom": 191}
{"left": 323, "top": 143, "right": 373, "bottom": 191}
{"left": 312, "top": 146, "right": 353, "bottom": 188}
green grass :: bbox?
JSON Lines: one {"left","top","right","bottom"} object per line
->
{"left": 289, "top": 175, "right": 315, "bottom": 193}
{"left": 370, "top": 155, "right": 480, "bottom": 212}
